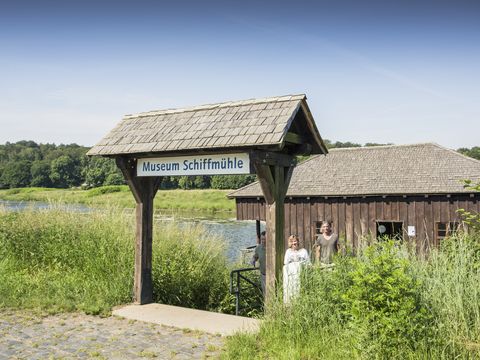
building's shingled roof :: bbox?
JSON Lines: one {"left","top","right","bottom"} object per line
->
{"left": 87, "top": 94, "right": 325, "bottom": 156}
{"left": 229, "top": 143, "right": 480, "bottom": 197}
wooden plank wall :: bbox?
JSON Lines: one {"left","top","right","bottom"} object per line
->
{"left": 235, "top": 194, "right": 480, "bottom": 252}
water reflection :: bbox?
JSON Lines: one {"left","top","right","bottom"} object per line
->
{"left": 0, "top": 200, "right": 92, "bottom": 213}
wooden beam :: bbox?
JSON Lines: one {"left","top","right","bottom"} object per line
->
{"left": 256, "top": 220, "right": 261, "bottom": 243}
{"left": 253, "top": 155, "right": 295, "bottom": 302}
{"left": 253, "top": 163, "right": 275, "bottom": 204}
{"left": 116, "top": 156, "right": 161, "bottom": 304}
{"left": 250, "top": 151, "right": 297, "bottom": 168}
{"left": 284, "top": 132, "right": 304, "bottom": 144}
{"left": 116, "top": 157, "right": 142, "bottom": 203}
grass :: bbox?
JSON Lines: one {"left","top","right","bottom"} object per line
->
{"left": 222, "top": 233, "right": 480, "bottom": 359}
{"left": 0, "top": 186, "right": 235, "bottom": 213}
{"left": 0, "top": 205, "right": 232, "bottom": 315}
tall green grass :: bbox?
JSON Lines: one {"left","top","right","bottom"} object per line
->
{"left": 0, "top": 206, "right": 231, "bottom": 315}
{"left": 223, "top": 233, "right": 480, "bottom": 359}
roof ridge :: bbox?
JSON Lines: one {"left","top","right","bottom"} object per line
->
{"left": 430, "top": 142, "right": 480, "bottom": 165}
{"left": 327, "top": 143, "right": 480, "bottom": 164}
{"left": 227, "top": 179, "right": 261, "bottom": 198}
{"left": 124, "top": 94, "right": 306, "bottom": 119}
{"left": 328, "top": 142, "right": 440, "bottom": 151}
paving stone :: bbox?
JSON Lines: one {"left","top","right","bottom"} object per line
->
{"left": 0, "top": 310, "right": 224, "bottom": 359}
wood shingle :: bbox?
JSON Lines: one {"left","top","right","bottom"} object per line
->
{"left": 87, "top": 94, "right": 326, "bottom": 156}
{"left": 229, "top": 143, "right": 480, "bottom": 198}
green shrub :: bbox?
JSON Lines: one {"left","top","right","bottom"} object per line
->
{"left": 342, "top": 241, "right": 433, "bottom": 358}
{"left": 86, "top": 185, "right": 126, "bottom": 196}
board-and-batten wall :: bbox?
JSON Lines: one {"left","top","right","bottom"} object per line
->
{"left": 235, "top": 194, "right": 480, "bottom": 252}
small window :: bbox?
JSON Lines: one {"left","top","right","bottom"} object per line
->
{"left": 436, "top": 222, "right": 460, "bottom": 241}
{"left": 376, "top": 221, "right": 403, "bottom": 239}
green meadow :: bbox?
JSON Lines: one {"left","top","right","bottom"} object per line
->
{"left": 0, "top": 186, "right": 235, "bottom": 213}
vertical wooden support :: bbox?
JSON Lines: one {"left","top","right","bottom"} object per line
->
{"left": 256, "top": 220, "right": 261, "bottom": 243}
{"left": 116, "top": 157, "right": 162, "bottom": 304}
{"left": 252, "top": 152, "right": 296, "bottom": 301}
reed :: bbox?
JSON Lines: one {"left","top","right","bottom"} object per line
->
{"left": 0, "top": 205, "right": 231, "bottom": 315}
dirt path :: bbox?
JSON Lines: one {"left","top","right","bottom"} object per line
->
{"left": 0, "top": 310, "right": 224, "bottom": 359}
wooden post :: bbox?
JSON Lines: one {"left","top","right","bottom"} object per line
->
{"left": 252, "top": 151, "right": 296, "bottom": 301}
{"left": 116, "top": 157, "right": 161, "bottom": 304}
{"left": 256, "top": 220, "right": 261, "bottom": 243}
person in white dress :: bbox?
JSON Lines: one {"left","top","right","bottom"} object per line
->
{"left": 283, "top": 235, "right": 311, "bottom": 304}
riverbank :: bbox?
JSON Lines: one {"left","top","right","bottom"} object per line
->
{"left": 0, "top": 186, "right": 235, "bottom": 213}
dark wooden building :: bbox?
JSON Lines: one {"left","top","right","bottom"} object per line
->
{"left": 229, "top": 143, "right": 480, "bottom": 252}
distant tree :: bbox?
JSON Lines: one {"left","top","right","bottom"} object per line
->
{"left": 193, "top": 176, "right": 211, "bottom": 189}
{"left": 30, "top": 160, "right": 52, "bottom": 187}
{"left": 0, "top": 141, "right": 91, "bottom": 189}
{"left": 210, "top": 174, "right": 256, "bottom": 189}
{"left": 364, "top": 142, "right": 393, "bottom": 147}
{"left": 328, "top": 141, "right": 362, "bottom": 149}
{"left": 458, "top": 147, "right": 480, "bottom": 160}
{"left": 323, "top": 139, "right": 392, "bottom": 149}
{"left": 0, "top": 160, "right": 32, "bottom": 188}
{"left": 0, "top": 164, "right": 5, "bottom": 189}
{"left": 82, "top": 157, "right": 123, "bottom": 187}
{"left": 178, "top": 176, "right": 195, "bottom": 190}
{"left": 159, "top": 177, "right": 179, "bottom": 190}
{"left": 104, "top": 173, "right": 125, "bottom": 186}
{"left": 50, "top": 155, "right": 82, "bottom": 188}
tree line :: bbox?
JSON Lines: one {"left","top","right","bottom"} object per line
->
{"left": 0, "top": 141, "right": 255, "bottom": 190}
{"left": 0, "top": 140, "right": 478, "bottom": 190}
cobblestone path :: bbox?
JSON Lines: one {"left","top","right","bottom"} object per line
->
{"left": 0, "top": 310, "right": 224, "bottom": 359}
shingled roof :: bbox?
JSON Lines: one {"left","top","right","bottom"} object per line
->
{"left": 87, "top": 94, "right": 326, "bottom": 156}
{"left": 228, "top": 143, "right": 480, "bottom": 198}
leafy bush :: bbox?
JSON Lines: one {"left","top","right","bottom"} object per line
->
{"left": 342, "top": 241, "right": 433, "bottom": 358}
{"left": 103, "top": 172, "right": 125, "bottom": 186}
{"left": 457, "top": 179, "right": 480, "bottom": 232}
{"left": 86, "top": 185, "right": 126, "bottom": 196}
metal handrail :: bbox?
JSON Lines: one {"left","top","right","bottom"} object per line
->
{"left": 229, "top": 267, "right": 262, "bottom": 316}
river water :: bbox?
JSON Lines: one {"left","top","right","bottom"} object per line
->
{"left": 0, "top": 200, "right": 261, "bottom": 263}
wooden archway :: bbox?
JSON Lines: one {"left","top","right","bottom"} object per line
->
{"left": 87, "top": 94, "right": 327, "bottom": 303}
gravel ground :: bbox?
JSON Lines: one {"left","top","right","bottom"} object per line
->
{"left": 0, "top": 309, "right": 224, "bottom": 359}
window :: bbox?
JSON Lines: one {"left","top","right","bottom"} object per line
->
{"left": 436, "top": 222, "right": 460, "bottom": 242}
{"left": 376, "top": 221, "right": 403, "bottom": 239}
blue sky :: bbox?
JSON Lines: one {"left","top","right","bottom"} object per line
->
{"left": 1, "top": 0, "right": 479, "bottom": 149}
